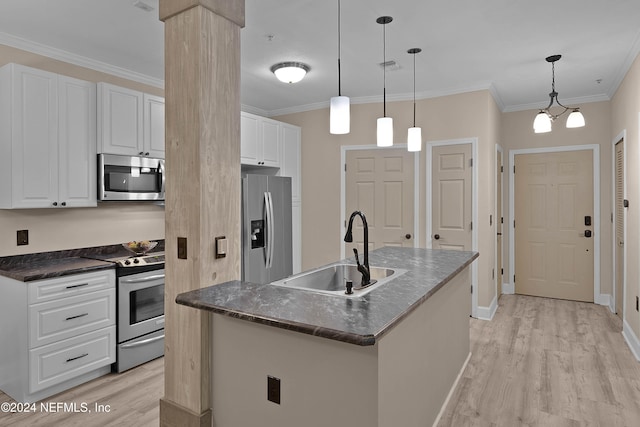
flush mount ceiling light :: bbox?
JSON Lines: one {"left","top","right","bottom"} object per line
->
{"left": 376, "top": 16, "right": 393, "bottom": 147}
{"left": 407, "top": 48, "right": 422, "bottom": 152}
{"left": 533, "top": 54, "right": 585, "bottom": 133}
{"left": 270, "top": 62, "right": 310, "bottom": 84}
{"left": 330, "top": 0, "right": 350, "bottom": 134}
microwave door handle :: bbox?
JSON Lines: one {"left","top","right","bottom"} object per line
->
{"left": 159, "top": 161, "right": 166, "bottom": 195}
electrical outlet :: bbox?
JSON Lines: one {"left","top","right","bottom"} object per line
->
{"left": 177, "top": 237, "right": 187, "bottom": 259}
{"left": 17, "top": 230, "right": 29, "bottom": 246}
{"left": 636, "top": 296, "right": 639, "bottom": 312}
{"left": 267, "top": 376, "right": 281, "bottom": 404}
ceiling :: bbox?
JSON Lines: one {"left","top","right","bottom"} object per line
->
{"left": 0, "top": 0, "right": 639, "bottom": 116}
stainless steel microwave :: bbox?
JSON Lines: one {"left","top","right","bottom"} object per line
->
{"left": 98, "top": 154, "right": 165, "bottom": 201}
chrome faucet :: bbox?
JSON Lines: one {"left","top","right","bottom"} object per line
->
{"left": 344, "top": 211, "right": 371, "bottom": 286}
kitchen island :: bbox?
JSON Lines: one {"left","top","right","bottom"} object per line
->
{"left": 176, "top": 247, "right": 478, "bottom": 427}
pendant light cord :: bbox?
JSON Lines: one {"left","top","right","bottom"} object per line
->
{"left": 383, "top": 20, "right": 387, "bottom": 117}
{"left": 337, "top": 0, "right": 342, "bottom": 96}
{"left": 412, "top": 52, "right": 416, "bottom": 126}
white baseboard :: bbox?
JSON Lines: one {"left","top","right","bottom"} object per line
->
{"left": 596, "top": 293, "right": 611, "bottom": 307}
{"left": 476, "top": 294, "right": 498, "bottom": 321}
{"left": 622, "top": 319, "right": 640, "bottom": 362}
{"left": 432, "top": 351, "right": 471, "bottom": 427}
{"left": 502, "top": 282, "right": 514, "bottom": 294}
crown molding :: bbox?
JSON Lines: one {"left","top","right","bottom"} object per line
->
{"left": 0, "top": 31, "right": 164, "bottom": 89}
{"left": 608, "top": 29, "right": 640, "bottom": 99}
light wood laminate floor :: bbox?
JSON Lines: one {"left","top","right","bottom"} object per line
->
{"left": 438, "top": 294, "right": 640, "bottom": 427}
{"left": 0, "top": 357, "right": 163, "bottom": 427}
{"left": 1, "top": 295, "right": 639, "bottom": 426}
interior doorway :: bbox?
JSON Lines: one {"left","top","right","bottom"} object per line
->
{"left": 511, "top": 146, "right": 600, "bottom": 303}
{"left": 427, "top": 138, "right": 478, "bottom": 317}
{"left": 614, "top": 135, "right": 626, "bottom": 320}
{"left": 340, "top": 145, "right": 419, "bottom": 259}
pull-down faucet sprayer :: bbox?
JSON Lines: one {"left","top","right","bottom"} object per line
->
{"left": 344, "top": 211, "right": 371, "bottom": 286}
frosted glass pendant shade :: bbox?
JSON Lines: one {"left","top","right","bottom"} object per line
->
{"left": 566, "top": 109, "right": 585, "bottom": 128}
{"left": 377, "top": 117, "right": 393, "bottom": 147}
{"left": 330, "top": 96, "right": 350, "bottom": 134}
{"left": 407, "top": 127, "right": 422, "bottom": 152}
{"left": 533, "top": 111, "right": 552, "bottom": 133}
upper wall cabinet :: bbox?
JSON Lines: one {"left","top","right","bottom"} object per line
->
{"left": 241, "top": 112, "right": 281, "bottom": 168}
{"left": 0, "top": 64, "right": 97, "bottom": 209}
{"left": 97, "top": 83, "right": 164, "bottom": 158}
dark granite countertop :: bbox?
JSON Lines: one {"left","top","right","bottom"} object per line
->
{"left": 176, "top": 247, "right": 479, "bottom": 346}
{"left": 0, "top": 241, "right": 164, "bottom": 282}
{"left": 0, "top": 257, "right": 115, "bottom": 282}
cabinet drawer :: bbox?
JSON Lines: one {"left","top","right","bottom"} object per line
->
{"left": 29, "top": 289, "right": 115, "bottom": 348}
{"left": 29, "top": 326, "right": 115, "bottom": 393}
{"left": 29, "top": 270, "right": 115, "bottom": 303}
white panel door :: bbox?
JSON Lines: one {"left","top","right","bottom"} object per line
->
{"left": 431, "top": 144, "right": 472, "bottom": 251}
{"left": 514, "top": 150, "right": 594, "bottom": 302}
{"left": 345, "top": 148, "right": 415, "bottom": 253}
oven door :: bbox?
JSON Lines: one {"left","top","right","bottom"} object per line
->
{"left": 118, "top": 269, "right": 165, "bottom": 343}
{"left": 99, "top": 153, "right": 165, "bottom": 201}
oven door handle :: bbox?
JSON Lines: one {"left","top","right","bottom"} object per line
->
{"left": 120, "top": 333, "right": 165, "bottom": 349}
{"left": 120, "top": 274, "right": 165, "bottom": 283}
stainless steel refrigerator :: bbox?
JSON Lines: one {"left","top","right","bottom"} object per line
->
{"left": 242, "top": 174, "right": 293, "bottom": 284}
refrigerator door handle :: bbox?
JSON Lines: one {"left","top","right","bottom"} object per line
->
{"left": 264, "top": 191, "right": 273, "bottom": 268}
{"left": 268, "top": 191, "right": 275, "bottom": 269}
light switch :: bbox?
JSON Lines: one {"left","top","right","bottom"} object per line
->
{"left": 215, "top": 236, "right": 227, "bottom": 259}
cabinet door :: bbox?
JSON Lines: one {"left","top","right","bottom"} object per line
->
{"left": 58, "top": 76, "right": 97, "bottom": 207}
{"left": 280, "top": 123, "right": 301, "bottom": 202}
{"left": 261, "top": 119, "right": 280, "bottom": 167}
{"left": 98, "top": 83, "right": 143, "bottom": 155}
{"left": 240, "top": 112, "right": 260, "bottom": 164}
{"left": 11, "top": 65, "right": 59, "bottom": 208}
{"left": 143, "top": 94, "right": 165, "bottom": 158}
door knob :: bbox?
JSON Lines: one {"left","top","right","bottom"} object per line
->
{"left": 405, "top": 234, "right": 412, "bottom": 240}
{"left": 584, "top": 230, "right": 592, "bottom": 238}
{"left": 434, "top": 234, "right": 440, "bottom": 240}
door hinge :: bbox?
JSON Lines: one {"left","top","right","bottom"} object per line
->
{"left": 344, "top": 164, "right": 347, "bottom": 172}
{"left": 513, "top": 275, "right": 516, "bottom": 283}
{"left": 501, "top": 268, "right": 504, "bottom": 275}
{"left": 611, "top": 212, "right": 614, "bottom": 223}
{"left": 470, "top": 285, "right": 473, "bottom": 294}
{"left": 501, "top": 216, "right": 504, "bottom": 224}
{"left": 492, "top": 268, "right": 495, "bottom": 279}
{"left": 513, "top": 220, "right": 516, "bottom": 228}
{"left": 470, "top": 221, "right": 473, "bottom": 231}
{"left": 470, "top": 158, "right": 473, "bottom": 167}
{"left": 513, "top": 165, "right": 516, "bottom": 173}
{"left": 500, "top": 165, "right": 504, "bottom": 173}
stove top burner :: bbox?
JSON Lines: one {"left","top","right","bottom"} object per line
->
{"left": 114, "top": 252, "right": 165, "bottom": 268}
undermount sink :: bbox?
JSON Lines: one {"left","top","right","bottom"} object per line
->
{"left": 270, "top": 263, "right": 406, "bottom": 297}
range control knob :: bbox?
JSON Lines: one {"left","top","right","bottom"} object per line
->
{"left": 133, "top": 258, "right": 140, "bottom": 264}
{"left": 124, "top": 260, "right": 131, "bottom": 266}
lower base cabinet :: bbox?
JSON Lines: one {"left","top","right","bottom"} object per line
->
{"left": 0, "top": 270, "right": 116, "bottom": 403}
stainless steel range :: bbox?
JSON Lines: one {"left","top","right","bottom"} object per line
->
{"left": 110, "top": 252, "right": 165, "bottom": 372}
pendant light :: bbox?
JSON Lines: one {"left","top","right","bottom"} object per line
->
{"left": 407, "top": 48, "right": 422, "bottom": 152}
{"left": 330, "top": 0, "right": 350, "bottom": 134}
{"left": 376, "top": 16, "right": 393, "bottom": 147}
{"left": 533, "top": 54, "right": 585, "bottom": 133}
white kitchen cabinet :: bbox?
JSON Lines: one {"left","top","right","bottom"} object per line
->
{"left": 240, "top": 111, "right": 280, "bottom": 167}
{"left": 98, "top": 82, "right": 164, "bottom": 158}
{"left": 0, "top": 63, "right": 97, "bottom": 209}
{"left": 0, "top": 269, "right": 116, "bottom": 403}
{"left": 280, "top": 123, "right": 302, "bottom": 203}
